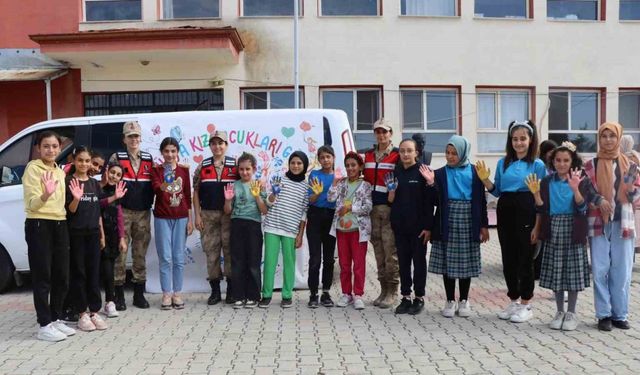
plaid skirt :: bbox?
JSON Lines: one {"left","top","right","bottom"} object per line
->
{"left": 428, "top": 200, "right": 481, "bottom": 278}
{"left": 539, "top": 215, "right": 590, "bottom": 292}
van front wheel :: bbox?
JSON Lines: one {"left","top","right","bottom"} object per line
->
{"left": 0, "top": 245, "right": 15, "bottom": 293}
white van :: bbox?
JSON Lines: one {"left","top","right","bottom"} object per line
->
{"left": 0, "top": 109, "right": 355, "bottom": 293}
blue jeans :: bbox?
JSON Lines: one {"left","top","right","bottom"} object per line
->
{"left": 589, "top": 220, "right": 635, "bottom": 321}
{"left": 154, "top": 217, "right": 187, "bottom": 293}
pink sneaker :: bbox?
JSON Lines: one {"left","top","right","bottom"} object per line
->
{"left": 77, "top": 314, "right": 96, "bottom": 332}
{"left": 90, "top": 313, "right": 108, "bottom": 330}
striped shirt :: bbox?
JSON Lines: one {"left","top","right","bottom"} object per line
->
{"left": 263, "top": 176, "right": 309, "bottom": 238}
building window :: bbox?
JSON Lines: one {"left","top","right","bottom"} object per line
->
{"left": 84, "top": 0, "right": 142, "bottom": 21}
{"left": 475, "top": 0, "right": 528, "bottom": 18}
{"left": 477, "top": 89, "right": 531, "bottom": 153}
{"left": 401, "top": 0, "right": 456, "bottom": 16}
{"left": 547, "top": 0, "right": 599, "bottom": 20}
{"left": 548, "top": 90, "right": 601, "bottom": 153}
{"left": 163, "top": 0, "right": 219, "bottom": 19}
{"left": 401, "top": 88, "right": 458, "bottom": 153}
{"left": 321, "top": 88, "right": 381, "bottom": 150}
{"left": 618, "top": 90, "right": 640, "bottom": 146}
{"left": 242, "top": 0, "right": 301, "bottom": 16}
{"left": 321, "top": 0, "right": 379, "bottom": 16}
{"left": 242, "top": 89, "right": 304, "bottom": 109}
{"left": 84, "top": 90, "right": 223, "bottom": 116}
{"left": 621, "top": 0, "right": 640, "bottom": 20}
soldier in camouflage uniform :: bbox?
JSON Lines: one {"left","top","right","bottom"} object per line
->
{"left": 108, "top": 121, "right": 154, "bottom": 310}
{"left": 193, "top": 131, "right": 238, "bottom": 305}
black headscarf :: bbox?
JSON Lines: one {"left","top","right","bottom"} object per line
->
{"left": 286, "top": 151, "right": 309, "bottom": 182}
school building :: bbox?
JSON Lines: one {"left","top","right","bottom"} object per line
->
{"left": 2, "top": 0, "right": 640, "bottom": 166}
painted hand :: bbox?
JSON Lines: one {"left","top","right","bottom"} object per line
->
{"left": 223, "top": 183, "right": 235, "bottom": 200}
{"left": 310, "top": 177, "right": 324, "bottom": 196}
{"left": 41, "top": 171, "right": 58, "bottom": 197}
{"left": 69, "top": 178, "right": 84, "bottom": 201}
{"left": 270, "top": 175, "right": 282, "bottom": 196}
{"left": 525, "top": 173, "right": 541, "bottom": 195}
{"left": 419, "top": 164, "right": 435, "bottom": 186}
{"left": 567, "top": 168, "right": 584, "bottom": 191}
{"left": 384, "top": 172, "right": 398, "bottom": 192}
{"left": 475, "top": 160, "right": 491, "bottom": 181}
{"left": 114, "top": 181, "right": 128, "bottom": 199}
{"left": 250, "top": 180, "right": 262, "bottom": 198}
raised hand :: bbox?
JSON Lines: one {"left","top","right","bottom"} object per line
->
{"left": 384, "top": 172, "right": 398, "bottom": 192}
{"left": 310, "top": 177, "right": 324, "bottom": 196}
{"left": 475, "top": 160, "right": 491, "bottom": 181}
{"left": 525, "top": 173, "right": 540, "bottom": 195}
{"left": 250, "top": 180, "right": 262, "bottom": 198}
{"left": 223, "top": 183, "right": 235, "bottom": 200}
{"left": 41, "top": 171, "right": 58, "bottom": 197}
{"left": 419, "top": 164, "right": 435, "bottom": 186}
{"left": 270, "top": 175, "right": 283, "bottom": 196}
{"left": 567, "top": 168, "right": 584, "bottom": 191}
{"left": 114, "top": 180, "right": 128, "bottom": 199}
{"left": 69, "top": 178, "right": 85, "bottom": 201}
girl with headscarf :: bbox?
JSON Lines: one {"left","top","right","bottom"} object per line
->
{"left": 421, "top": 135, "right": 489, "bottom": 319}
{"left": 260, "top": 151, "right": 310, "bottom": 308}
{"left": 619, "top": 134, "right": 640, "bottom": 252}
{"left": 387, "top": 139, "right": 433, "bottom": 315}
{"left": 583, "top": 122, "right": 640, "bottom": 331}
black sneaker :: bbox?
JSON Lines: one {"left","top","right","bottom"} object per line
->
{"left": 281, "top": 298, "right": 293, "bottom": 308}
{"left": 320, "top": 292, "right": 334, "bottom": 307}
{"left": 612, "top": 320, "right": 630, "bottom": 330}
{"left": 408, "top": 298, "right": 425, "bottom": 315}
{"left": 61, "top": 309, "right": 79, "bottom": 323}
{"left": 244, "top": 300, "right": 258, "bottom": 309}
{"left": 394, "top": 297, "right": 412, "bottom": 314}
{"left": 598, "top": 317, "right": 613, "bottom": 331}
{"left": 258, "top": 298, "right": 271, "bottom": 308}
{"left": 308, "top": 295, "right": 319, "bottom": 309}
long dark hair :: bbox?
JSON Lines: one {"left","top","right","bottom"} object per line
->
{"left": 539, "top": 139, "right": 558, "bottom": 167}
{"left": 35, "top": 130, "right": 62, "bottom": 146}
{"left": 549, "top": 144, "right": 583, "bottom": 171}
{"left": 503, "top": 120, "right": 539, "bottom": 172}
{"left": 160, "top": 137, "right": 179, "bottom": 151}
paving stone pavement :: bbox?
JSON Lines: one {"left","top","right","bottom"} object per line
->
{"left": 1, "top": 229, "right": 640, "bottom": 374}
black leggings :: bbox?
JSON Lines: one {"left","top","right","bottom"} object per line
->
{"left": 101, "top": 250, "right": 118, "bottom": 302}
{"left": 443, "top": 275, "right": 471, "bottom": 301}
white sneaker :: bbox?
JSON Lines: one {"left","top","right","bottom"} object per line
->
{"left": 336, "top": 294, "right": 353, "bottom": 307}
{"left": 353, "top": 297, "right": 365, "bottom": 310}
{"left": 549, "top": 311, "right": 565, "bottom": 330}
{"left": 497, "top": 301, "right": 520, "bottom": 320}
{"left": 441, "top": 300, "right": 457, "bottom": 318}
{"left": 457, "top": 300, "right": 471, "bottom": 317}
{"left": 37, "top": 323, "right": 67, "bottom": 342}
{"left": 562, "top": 312, "right": 579, "bottom": 331}
{"left": 51, "top": 320, "right": 76, "bottom": 336}
{"left": 103, "top": 302, "right": 119, "bottom": 318}
{"left": 510, "top": 304, "right": 533, "bottom": 323}
{"left": 233, "top": 300, "right": 245, "bottom": 309}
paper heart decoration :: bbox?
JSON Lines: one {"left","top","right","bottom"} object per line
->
{"left": 207, "top": 123, "right": 216, "bottom": 134}
{"left": 281, "top": 127, "right": 295, "bottom": 138}
{"left": 193, "top": 155, "right": 204, "bottom": 164}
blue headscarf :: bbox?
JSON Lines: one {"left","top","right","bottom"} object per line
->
{"left": 447, "top": 135, "right": 471, "bottom": 167}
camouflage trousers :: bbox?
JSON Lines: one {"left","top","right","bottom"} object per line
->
{"left": 200, "top": 210, "right": 231, "bottom": 281}
{"left": 370, "top": 205, "right": 399, "bottom": 286}
{"left": 114, "top": 209, "right": 151, "bottom": 286}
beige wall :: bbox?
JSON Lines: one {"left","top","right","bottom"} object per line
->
{"left": 78, "top": 0, "right": 640, "bottom": 168}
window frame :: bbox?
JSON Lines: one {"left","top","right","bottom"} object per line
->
{"left": 319, "top": 86, "right": 384, "bottom": 133}
{"left": 240, "top": 87, "right": 306, "bottom": 109}
{"left": 474, "top": 0, "right": 533, "bottom": 20}
{"left": 240, "top": 0, "right": 304, "bottom": 17}
{"left": 83, "top": 0, "right": 143, "bottom": 22}
{"left": 400, "top": 86, "right": 461, "bottom": 154}
{"left": 398, "top": 0, "right": 460, "bottom": 17}
{"left": 160, "top": 0, "right": 221, "bottom": 20}
{"left": 546, "top": 0, "right": 605, "bottom": 21}
{"left": 318, "top": 0, "right": 382, "bottom": 17}
{"left": 548, "top": 87, "right": 605, "bottom": 154}
{"left": 617, "top": 88, "right": 640, "bottom": 143}
{"left": 475, "top": 86, "right": 535, "bottom": 155}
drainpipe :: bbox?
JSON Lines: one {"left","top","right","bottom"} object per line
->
{"left": 44, "top": 70, "right": 69, "bottom": 120}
